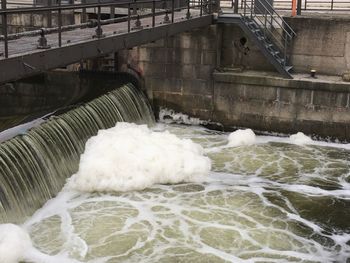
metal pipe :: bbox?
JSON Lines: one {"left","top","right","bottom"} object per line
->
{"left": 127, "top": 3, "right": 131, "bottom": 32}
{"left": 58, "top": 0, "right": 62, "bottom": 47}
{"left": 97, "top": 0, "right": 102, "bottom": 38}
{"left": 171, "top": 0, "right": 174, "bottom": 22}
{"left": 297, "top": 0, "right": 301, "bottom": 14}
{"left": 152, "top": 0, "right": 155, "bottom": 26}
{"left": 47, "top": 0, "right": 52, "bottom": 28}
{"left": 81, "top": 0, "right": 86, "bottom": 23}
{"left": 1, "top": 0, "right": 8, "bottom": 58}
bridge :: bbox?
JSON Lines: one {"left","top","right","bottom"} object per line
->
{"left": 0, "top": 0, "right": 298, "bottom": 83}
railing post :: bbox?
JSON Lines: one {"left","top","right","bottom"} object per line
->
{"left": 82, "top": 0, "right": 87, "bottom": 23}
{"left": 171, "top": 0, "right": 174, "bottom": 22}
{"left": 264, "top": 9, "right": 267, "bottom": 37}
{"left": 284, "top": 35, "right": 287, "bottom": 67}
{"left": 127, "top": 3, "right": 131, "bottom": 32}
{"left": 233, "top": 0, "right": 238, "bottom": 13}
{"left": 200, "top": 0, "right": 203, "bottom": 16}
{"left": 1, "top": 0, "right": 8, "bottom": 58}
{"left": 233, "top": 0, "right": 238, "bottom": 14}
{"left": 304, "top": 0, "right": 307, "bottom": 10}
{"left": 58, "top": 0, "right": 62, "bottom": 47}
{"left": 163, "top": 0, "right": 170, "bottom": 23}
{"left": 243, "top": 0, "right": 246, "bottom": 16}
{"left": 47, "top": 0, "right": 52, "bottom": 28}
{"left": 331, "top": 0, "right": 334, "bottom": 10}
{"left": 186, "top": 0, "right": 191, "bottom": 19}
{"left": 152, "top": 0, "right": 155, "bottom": 27}
{"left": 297, "top": 0, "right": 301, "bottom": 15}
{"left": 250, "top": 0, "right": 253, "bottom": 18}
{"left": 95, "top": 0, "right": 104, "bottom": 38}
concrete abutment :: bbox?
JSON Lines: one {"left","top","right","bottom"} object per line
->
{"left": 117, "top": 17, "right": 350, "bottom": 141}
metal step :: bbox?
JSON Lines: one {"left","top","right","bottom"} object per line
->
{"left": 284, "top": 66, "right": 293, "bottom": 72}
{"left": 217, "top": 14, "right": 294, "bottom": 79}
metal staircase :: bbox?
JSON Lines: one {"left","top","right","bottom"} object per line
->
{"left": 217, "top": 0, "right": 296, "bottom": 79}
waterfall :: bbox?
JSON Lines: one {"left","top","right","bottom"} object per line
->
{"left": 0, "top": 83, "right": 155, "bottom": 223}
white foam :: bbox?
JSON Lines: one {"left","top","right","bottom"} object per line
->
{"left": 289, "top": 132, "right": 313, "bottom": 145}
{"left": 0, "top": 224, "right": 32, "bottom": 263}
{"left": 227, "top": 129, "right": 256, "bottom": 147}
{"left": 159, "top": 108, "right": 207, "bottom": 125}
{"left": 68, "top": 122, "right": 211, "bottom": 192}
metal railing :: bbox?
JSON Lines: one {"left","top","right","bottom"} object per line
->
{"left": 241, "top": 0, "right": 296, "bottom": 66}
{"left": 273, "top": 0, "right": 350, "bottom": 11}
{"left": 217, "top": 0, "right": 350, "bottom": 11}
{"left": 0, "top": 0, "right": 210, "bottom": 58}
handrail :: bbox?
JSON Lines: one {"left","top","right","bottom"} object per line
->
{"left": 255, "top": 0, "right": 296, "bottom": 36}
{"left": 0, "top": 0, "right": 210, "bottom": 58}
{"left": 240, "top": 0, "right": 296, "bottom": 67}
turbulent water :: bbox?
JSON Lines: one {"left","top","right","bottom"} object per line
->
{"left": 10, "top": 123, "right": 348, "bottom": 263}
{"left": 0, "top": 84, "right": 155, "bottom": 224}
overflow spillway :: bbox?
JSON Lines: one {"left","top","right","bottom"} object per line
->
{"left": 0, "top": 83, "right": 155, "bottom": 224}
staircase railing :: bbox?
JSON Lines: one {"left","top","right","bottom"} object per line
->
{"left": 241, "top": 0, "right": 296, "bottom": 66}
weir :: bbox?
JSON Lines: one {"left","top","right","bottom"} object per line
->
{"left": 0, "top": 83, "right": 155, "bottom": 223}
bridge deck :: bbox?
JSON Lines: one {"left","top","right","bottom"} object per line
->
{"left": 0, "top": 10, "right": 212, "bottom": 84}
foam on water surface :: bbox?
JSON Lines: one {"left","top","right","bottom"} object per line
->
{"left": 289, "top": 132, "right": 313, "bottom": 145}
{"left": 68, "top": 122, "right": 211, "bottom": 192}
{"left": 228, "top": 129, "right": 256, "bottom": 147}
{"left": 9, "top": 123, "right": 350, "bottom": 263}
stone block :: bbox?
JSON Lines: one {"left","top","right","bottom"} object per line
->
{"left": 182, "top": 94, "right": 213, "bottom": 111}
{"left": 138, "top": 48, "right": 152, "bottom": 62}
{"left": 194, "top": 65, "right": 214, "bottom": 80}
{"left": 244, "top": 85, "right": 277, "bottom": 102}
{"left": 151, "top": 48, "right": 169, "bottom": 63}
{"left": 139, "top": 62, "right": 166, "bottom": 77}
{"left": 150, "top": 77, "right": 182, "bottom": 93}
{"left": 182, "top": 79, "right": 211, "bottom": 96}
{"left": 313, "top": 90, "right": 348, "bottom": 108}
{"left": 201, "top": 51, "right": 217, "bottom": 65}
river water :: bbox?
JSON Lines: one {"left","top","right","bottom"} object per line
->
{"left": 21, "top": 123, "right": 350, "bottom": 263}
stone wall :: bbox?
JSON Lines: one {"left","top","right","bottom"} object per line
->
{"left": 118, "top": 21, "right": 350, "bottom": 141}
{"left": 284, "top": 16, "right": 350, "bottom": 76}
{"left": 212, "top": 72, "right": 350, "bottom": 141}
{"left": 217, "top": 16, "right": 350, "bottom": 76}
{"left": 117, "top": 25, "right": 219, "bottom": 120}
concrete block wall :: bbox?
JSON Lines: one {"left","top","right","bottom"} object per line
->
{"left": 117, "top": 25, "right": 219, "bottom": 120}
{"left": 285, "top": 16, "right": 350, "bottom": 76}
{"left": 213, "top": 72, "right": 350, "bottom": 140}
{"left": 220, "top": 24, "right": 275, "bottom": 71}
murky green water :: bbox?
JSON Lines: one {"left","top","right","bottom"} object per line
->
{"left": 25, "top": 124, "right": 350, "bottom": 263}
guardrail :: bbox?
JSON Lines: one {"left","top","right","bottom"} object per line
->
{"left": 218, "top": 0, "right": 350, "bottom": 11}
{"left": 0, "top": 0, "right": 211, "bottom": 58}
{"left": 273, "top": 0, "right": 350, "bottom": 11}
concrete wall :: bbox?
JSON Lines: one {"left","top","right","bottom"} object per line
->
{"left": 0, "top": 71, "right": 138, "bottom": 131}
{"left": 218, "top": 16, "right": 350, "bottom": 76}
{"left": 283, "top": 16, "right": 350, "bottom": 76}
{"left": 118, "top": 22, "right": 350, "bottom": 141}
{"left": 118, "top": 25, "right": 219, "bottom": 120}
{"left": 213, "top": 72, "right": 350, "bottom": 141}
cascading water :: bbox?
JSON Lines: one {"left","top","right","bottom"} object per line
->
{"left": 0, "top": 90, "right": 350, "bottom": 263}
{"left": 0, "top": 83, "right": 155, "bottom": 224}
